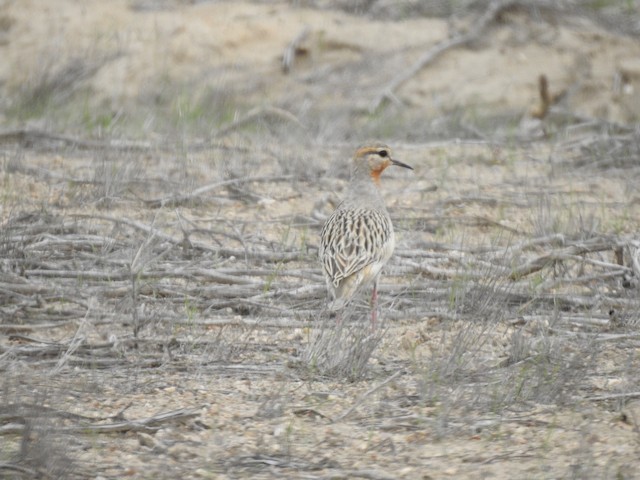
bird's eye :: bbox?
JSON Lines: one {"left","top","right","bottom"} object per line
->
{"left": 378, "top": 150, "right": 388, "bottom": 158}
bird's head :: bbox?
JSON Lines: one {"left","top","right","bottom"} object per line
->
{"left": 352, "top": 143, "right": 413, "bottom": 185}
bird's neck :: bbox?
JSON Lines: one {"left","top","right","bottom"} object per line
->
{"left": 344, "top": 176, "right": 386, "bottom": 209}
{"left": 370, "top": 168, "right": 384, "bottom": 186}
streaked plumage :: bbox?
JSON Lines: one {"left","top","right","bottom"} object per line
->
{"left": 319, "top": 143, "right": 413, "bottom": 324}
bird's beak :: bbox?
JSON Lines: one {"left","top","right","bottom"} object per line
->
{"left": 390, "top": 158, "right": 413, "bottom": 170}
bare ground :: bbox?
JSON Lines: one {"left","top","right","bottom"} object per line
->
{"left": 1, "top": 1, "right": 640, "bottom": 479}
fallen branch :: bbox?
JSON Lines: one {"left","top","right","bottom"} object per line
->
{"left": 333, "top": 370, "right": 403, "bottom": 422}
{"left": 174, "top": 317, "right": 313, "bottom": 329}
{"left": 0, "top": 322, "right": 74, "bottom": 332}
{"left": 70, "top": 406, "right": 203, "bottom": 434}
{"left": 586, "top": 391, "right": 640, "bottom": 402}
{"left": 144, "top": 174, "right": 293, "bottom": 208}
{"left": 51, "top": 304, "right": 92, "bottom": 375}
{"left": 70, "top": 213, "right": 304, "bottom": 262}
{"left": 369, "top": 0, "right": 515, "bottom": 112}
{"left": 0, "top": 463, "right": 39, "bottom": 477}
{"left": 282, "top": 26, "right": 311, "bottom": 73}
{"left": 0, "top": 406, "right": 203, "bottom": 435}
{"left": 509, "top": 241, "right": 617, "bottom": 280}
{"left": 0, "top": 128, "right": 153, "bottom": 151}
{"left": 215, "top": 106, "right": 306, "bottom": 137}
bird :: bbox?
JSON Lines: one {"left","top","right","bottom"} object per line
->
{"left": 319, "top": 143, "right": 413, "bottom": 327}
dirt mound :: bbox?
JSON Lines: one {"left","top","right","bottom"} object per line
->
{"left": 2, "top": 0, "right": 640, "bottom": 133}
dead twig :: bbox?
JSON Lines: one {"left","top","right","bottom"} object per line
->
{"left": 50, "top": 303, "right": 92, "bottom": 375}
{"left": 174, "top": 317, "right": 312, "bottom": 329}
{"left": 586, "top": 392, "right": 640, "bottom": 402}
{"left": 70, "top": 213, "right": 304, "bottom": 262}
{"left": 0, "top": 128, "right": 153, "bottom": 151}
{"left": 333, "top": 370, "right": 403, "bottom": 423}
{"left": 70, "top": 406, "right": 203, "bottom": 434}
{"left": 215, "top": 106, "right": 306, "bottom": 137}
{"left": 369, "top": 0, "right": 515, "bottom": 112}
{"left": 144, "top": 174, "right": 293, "bottom": 208}
{"left": 509, "top": 240, "right": 617, "bottom": 280}
{"left": 0, "top": 463, "right": 39, "bottom": 477}
{"left": 0, "top": 406, "right": 203, "bottom": 435}
{"left": 282, "top": 26, "right": 311, "bottom": 73}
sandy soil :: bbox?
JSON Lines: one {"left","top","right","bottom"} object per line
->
{"left": 2, "top": 0, "right": 640, "bottom": 125}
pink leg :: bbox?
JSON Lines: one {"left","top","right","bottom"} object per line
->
{"left": 370, "top": 281, "right": 378, "bottom": 330}
{"left": 330, "top": 296, "right": 343, "bottom": 326}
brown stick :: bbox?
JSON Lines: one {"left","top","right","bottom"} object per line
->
{"left": 509, "top": 241, "right": 617, "bottom": 280}
{"left": 333, "top": 370, "right": 403, "bottom": 422}
{"left": 369, "top": 0, "right": 515, "bottom": 112}
{"left": 143, "top": 174, "right": 293, "bottom": 208}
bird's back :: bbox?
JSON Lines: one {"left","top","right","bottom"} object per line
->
{"left": 319, "top": 202, "right": 395, "bottom": 306}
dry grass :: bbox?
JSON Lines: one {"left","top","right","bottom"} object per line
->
{"left": 5, "top": 128, "right": 639, "bottom": 476}
{"left": 301, "top": 309, "right": 386, "bottom": 381}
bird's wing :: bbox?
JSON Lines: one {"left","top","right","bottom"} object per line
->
{"left": 320, "top": 208, "right": 393, "bottom": 288}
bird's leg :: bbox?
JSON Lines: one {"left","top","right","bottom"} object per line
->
{"left": 370, "top": 280, "right": 378, "bottom": 330}
{"left": 330, "top": 297, "right": 343, "bottom": 326}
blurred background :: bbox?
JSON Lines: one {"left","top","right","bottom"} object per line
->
{"left": 2, "top": 0, "right": 640, "bottom": 143}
